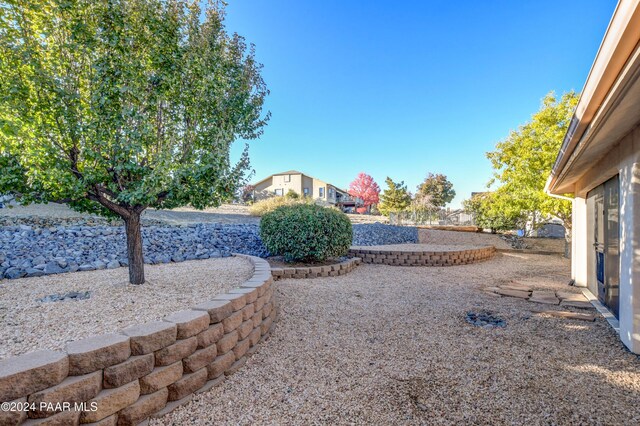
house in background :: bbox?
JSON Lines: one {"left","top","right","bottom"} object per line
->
{"left": 252, "top": 170, "right": 359, "bottom": 210}
{"left": 546, "top": 0, "right": 640, "bottom": 353}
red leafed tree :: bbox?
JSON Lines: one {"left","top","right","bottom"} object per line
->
{"left": 348, "top": 172, "right": 381, "bottom": 213}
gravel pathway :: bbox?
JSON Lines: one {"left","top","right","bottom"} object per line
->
{"left": 153, "top": 253, "right": 640, "bottom": 425}
{"left": 0, "top": 257, "right": 253, "bottom": 359}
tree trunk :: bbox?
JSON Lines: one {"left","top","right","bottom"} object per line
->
{"left": 124, "top": 212, "right": 145, "bottom": 284}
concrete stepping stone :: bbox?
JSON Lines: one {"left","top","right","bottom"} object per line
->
{"left": 556, "top": 291, "right": 588, "bottom": 302}
{"left": 484, "top": 287, "right": 501, "bottom": 293}
{"left": 495, "top": 288, "right": 531, "bottom": 299}
{"left": 560, "top": 300, "right": 594, "bottom": 309}
{"left": 538, "top": 310, "right": 597, "bottom": 322}
{"left": 501, "top": 282, "right": 532, "bottom": 292}
{"left": 529, "top": 291, "right": 560, "bottom": 305}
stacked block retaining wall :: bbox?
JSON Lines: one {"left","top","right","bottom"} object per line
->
{"left": 0, "top": 255, "right": 275, "bottom": 426}
{"left": 348, "top": 246, "right": 495, "bottom": 266}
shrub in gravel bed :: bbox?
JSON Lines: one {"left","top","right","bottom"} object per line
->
{"left": 260, "top": 204, "right": 352, "bottom": 262}
{"left": 352, "top": 223, "right": 418, "bottom": 246}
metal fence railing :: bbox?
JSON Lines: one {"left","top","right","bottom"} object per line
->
{"left": 388, "top": 209, "right": 475, "bottom": 226}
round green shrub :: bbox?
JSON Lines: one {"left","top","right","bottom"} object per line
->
{"left": 260, "top": 204, "right": 353, "bottom": 262}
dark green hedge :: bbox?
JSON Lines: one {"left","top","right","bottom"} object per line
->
{"left": 260, "top": 204, "right": 352, "bottom": 262}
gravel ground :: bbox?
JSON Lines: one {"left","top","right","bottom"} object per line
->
{"left": 419, "top": 228, "right": 513, "bottom": 249}
{"left": 351, "top": 243, "right": 488, "bottom": 251}
{"left": 153, "top": 253, "right": 640, "bottom": 425}
{"left": 0, "top": 256, "right": 253, "bottom": 359}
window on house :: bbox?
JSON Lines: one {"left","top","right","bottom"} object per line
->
{"left": 319, "top": 187, "right": 325, "bottom": 198}
{"left": 303, "top": 188, "right": 309, "bottom": 196}
{"left": 329, "top": 188, "right": 335, "bottom": 198}
{"left": 284, "top": 175, "right": 291, "bottom": 182}
{"left": 275, "top": 189, "right": 283, "bottom": 196}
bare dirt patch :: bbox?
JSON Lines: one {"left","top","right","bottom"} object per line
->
{"left": 0, "top": 256, "right": 253, "bottom": 360}
{"left": 153, "top": 253, "right": 640, "bottom": 425}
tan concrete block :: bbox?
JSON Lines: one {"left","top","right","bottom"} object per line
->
{"left": 195, "top": 375, "right": 225, "bottom": 395}
{"left": 80, "top": 380, "right": 140, "bottom": 423}
{"left": 251, "top": 311, "right": 263, "bottom": 328}
{"left": 182, "top": 345, "right": 217, "bottom": 374}
{"left": 233, "top": 338, "right": 251, "bottom": 361}
{"left": 66, "top": 334, "right": 130, "bottom": 376}
{"left": 116, "top": 387, "right": 168, "bottom": 426}
{"left": 212, "top": 293, "right": 246, "bottom": 312}
{"left": 148, "top": 394, "right": 192, "bottom": 419}
{"left": 196, "top": 323, "right": 224, "bottom": 349}
{"left": 241, "top": 304, "right": 255, "bottom": 321}
{"left": 237, "top": 320, "right": 253, "bottom": 340}
{"left": 254, "top": 294, "right": 267, "bottom": 312}
{"left": 222, "top": 310, "right": 243, "bottom": 333}
{"left": 228, "top": 287, "right": 258, "bottom": 304}
{"left": 192, "top": 300, "right": 233, "bottom": 323}
{"left": 263, "top": 302, "right": 273, "bottom": 319}
{"left": 154, "top": 337, "right": 197, "bottom": 367}
{"left": 27, "top": 371, "right": 101, "bottom": 418}
{"left": 167, "top": 368, "right": 207, "bottom": 402}
{"left": 0, "top": 397, "right": 27, "bottom": 425}
{"left": 86, "top": 414, "right": 118, "bottom": 425}
{"left": 248, "top": 328, "right": 261, "bottom": 347}
{"left": 206, "top": 352, "right": 236, "bottom": 380}
{"left": 139, "top": 362, "right": 182, "bottom": 395}
{"left": 122, "top": 322, "right": 177, "bottom": 356}
{"left": 216, "top": 331, "right": 239, "bottom": 355}
{"left": 163, "top": 310, "right": 210, "bottom": 340}
{"left": 0, "top": 350, "right": 68, "bottom": 401}
{"left": 24, "top": 409, "right": 80, "bottom": 425}
{"left": 103, "top": 354, "right": 154, "bottom": 389}
{"left": 224, "top": 357, "right": 247, "bottom": 376}
{"left": 261, "top": 317, "right": 273, "bottom": 336}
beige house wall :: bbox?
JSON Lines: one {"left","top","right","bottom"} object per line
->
{"left": 571, "top": 125, "right": 640, "bottom": 353}
{"left": 254, "top": 172, "right": 344, "bottom": 205}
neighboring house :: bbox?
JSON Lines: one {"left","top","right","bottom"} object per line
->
{"left": 546, "top": 0, "right": 640, "bottom": 353}
{"left": 252, "top": 170, "right": 359, "bottom": 210}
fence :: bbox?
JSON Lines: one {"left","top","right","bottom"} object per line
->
{"left": 388, "top": 209, "right": 475, "bottom": 226}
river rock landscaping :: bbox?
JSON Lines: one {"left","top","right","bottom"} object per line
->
{"left": 0, "top": 220, "right": 418, "bottom": 280}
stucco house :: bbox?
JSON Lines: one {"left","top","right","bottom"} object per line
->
{"left": 545, "top": 0, "right": 640, "bottom": 353}
{"left": 252, "top": 170, "right": 358, "bottom": 210}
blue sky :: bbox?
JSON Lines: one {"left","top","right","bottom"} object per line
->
{"left": 224, "top": 0, "right": 618, "bottom": 208}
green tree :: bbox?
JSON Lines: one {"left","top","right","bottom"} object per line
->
{"left": 416, "top": 173, "right": 455, "bottom": 208}
{"left": 486, "top": 91, "right": 577, "bottom": 243}
{"left": 463, "top": 192, "right": 524, "bottom": 233}
{"left": 0, "top": 0, "right": 269, "bottom": 284}
{"left": 378, "top": 177, "right": 411, "bottom": 217}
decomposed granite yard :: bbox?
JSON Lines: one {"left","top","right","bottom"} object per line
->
{"left": 152, "top": 252, "right": 640, "bottom": 425}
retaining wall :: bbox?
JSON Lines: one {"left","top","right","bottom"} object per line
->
{"left": 0, "top": 255, "right": 275, "bottom": 426}
{"left": 270, "top": 257, "right": 360, "bottom": 280}
{"left": 349, "top": 246, "right": 495, "bottom": 266}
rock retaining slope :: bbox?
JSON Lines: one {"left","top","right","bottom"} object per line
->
{"left": 0, "top": 255, "right": 276, "bottom": 426}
